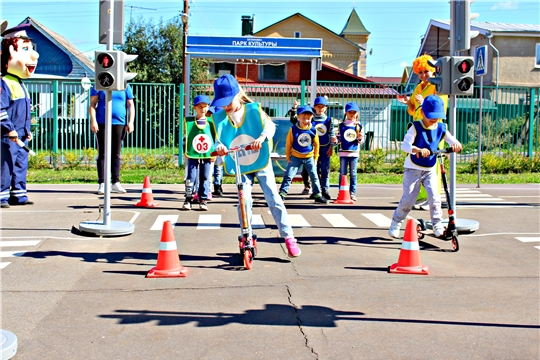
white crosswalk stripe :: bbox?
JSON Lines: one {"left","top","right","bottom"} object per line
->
{"left": 288, "top": 214, "right": 311, "bottom": 227}
{"left": 0, "top": 240, "right": 42, "bottom": 269}
{"left": 322, "top": 214, "right": 356, "bottom": 228}
{"left": 362, "top": 213, "right": 392, "bottom": 228}
{"left": 516, "top": 237, "right": 540, "bottom": 243}
{"left": 251, "top": 214, "right": 266, "bottom": 229}
{"left": 197, "top": 214, "right": 221, "bottom": 230}
{"left": 0, "top": 240, "right": 41, "bottom": 247}
{"left": 150, "top": 215, "right": 179, "bottom": 230}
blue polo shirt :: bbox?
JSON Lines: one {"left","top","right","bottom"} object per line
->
{"left": 90, "top": 84, "right": 134, "bottom": 125}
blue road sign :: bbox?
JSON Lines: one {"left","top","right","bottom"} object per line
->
{"left": 475, "top": 45, "right": 488, "bottom": 76}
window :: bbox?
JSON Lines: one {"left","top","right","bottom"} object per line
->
{"left": 536, "top": 43, "right": 540, "bottom": 68}
{"left": 259, "top": 64, "right": 286, "bottom": 81}
{"left": 210, "top": 63, "right": 235, "bottom": 76}
{"left": 294, "top": 31, "right": 301, "bottom": 38}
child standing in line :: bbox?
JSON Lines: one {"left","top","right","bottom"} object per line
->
{"left": 279, "top": 105, "right": 327, "bottom": 204}
{"left": 288, "top": 99, "right": 312, "bottom": 195}
{"left": 388, "top": 95, "right": 462, "bottom": 239}
{"left": 181, "top": 95, "right": 216, "bottom": 211}
{"left": 211, "top": 74, "right": 301, "bottom": 257}
{"left": 311, "top": 96, "right": 337, "bottom": 200}
{"left": 337, "top": 102, "right": 363, "bottom": 201}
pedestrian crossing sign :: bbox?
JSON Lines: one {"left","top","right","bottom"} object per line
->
{"left": 475, "top": 45, "right": 488, "bottom": 76}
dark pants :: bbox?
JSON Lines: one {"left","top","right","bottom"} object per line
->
{"left": 96, "top": 124, "right": 126, "bottom": 184}
{"left": 1, "top": 137, "right": 29, "bottom": 205}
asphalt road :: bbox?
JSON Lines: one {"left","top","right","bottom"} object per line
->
{"left": 1, "top": 183, "right": 539, "bottom": 359}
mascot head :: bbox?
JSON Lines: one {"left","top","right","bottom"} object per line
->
{"left": 412, "top": 54, "right": 435, "bottom": 75}
{"left": 1, "top": 23, "right": 39, "bottom": 78}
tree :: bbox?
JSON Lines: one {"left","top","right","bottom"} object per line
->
{"left": 119, "top": 16, "right": 211, "bottom": 85}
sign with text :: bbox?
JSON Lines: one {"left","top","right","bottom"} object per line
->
{"left": 186, "top": 35, "right": 322, "bottom": 60}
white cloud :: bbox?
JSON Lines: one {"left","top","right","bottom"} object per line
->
{"left": 400, "top": 61, "right": 409, "bottom": 68}
{"left": 491, "top": 1, "right": 519, "bottom": 10}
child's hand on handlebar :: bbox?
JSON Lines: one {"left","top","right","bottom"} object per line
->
{"left": 451, "top": 142, "right": 462, "bottom": 153}
{"left": 215, "top": 144, "right": 228, "bottom": 156}
{"left": 250, "top": 135, "right": 266, "bottom": 151}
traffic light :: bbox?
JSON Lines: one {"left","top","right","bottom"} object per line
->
{"left": 452, "top": 0, "right": 480, "bottom": 52}
{"left": 427, "top": 56, "right": 451, "bottom": 95}
{"left": 94, "top": 50, "right": 119, "bottom": 91}
{"left": 94, "top": 51, "right": 137, "bottom": 91}
{"left": 117, "top": 52, "right": 138, "bottom": 90}
{"left": 451, "top": 56, "right": 475, "bottom": 95}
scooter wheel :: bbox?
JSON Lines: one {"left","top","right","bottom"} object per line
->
{"left": 244, "top": 249, "right": 253, "bottom": 270}
{"left": 451, "top": 235, "right": 460, "bottom": 252}
{"left": 252, "top": 234, "right": 258, "bottom": 256}
{"left": 418, "top": 219, "right": 427, "bottom": 231}
{"left": 416, "top": 224, "right": 425, "bottom": 240}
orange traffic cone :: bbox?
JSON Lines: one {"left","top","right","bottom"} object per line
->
{"left": 147, "top": 221, "right": 189, "bottom": 278}
{"left": 334, "top": 175, "right": 355, "bottom": 204}
{"left": 389, "top": 218, "right": 429, "bottom": 275}
{"left": 135, "top": 176, "right": 160, "bottom": 207}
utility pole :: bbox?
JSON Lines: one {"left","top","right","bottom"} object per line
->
{"left": 182, "top": 0, "right": 190, "bottom": 117}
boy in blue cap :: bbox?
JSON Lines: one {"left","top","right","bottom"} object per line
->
{"left": 337, "top": 102, "right": 363, "bottom": 201}
{"left": 279, "top": 105, "right": 327, "bottom": 204}
{"left": 182, "top": 95, "right": 216, "bottom": 211}
{"left": 311, "top": 96, "right": 336, "bottom": 200}
{"left": 388, "top": 95, "right": 462, "bottom": 239}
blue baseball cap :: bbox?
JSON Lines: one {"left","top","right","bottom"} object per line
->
{"left": 422, "top": 95, "right": 446, "bottom": 119}
{"left": 211, "top": 74, "right": 240, "bottom": 107}
{"left": 297, "top": 105, "right": 315, "bottom": 115}
{"left": 313, "top": 96, "right": 328, "bottom": 106}
{"left": 345, "top": 102, "right": 359, "bottom": 113}
{"left": 193, "top": 95, "right": 211, "bottom": 107}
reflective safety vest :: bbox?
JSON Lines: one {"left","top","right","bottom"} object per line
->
{"left": 184, "top": 117, "right": 216, "bottom": 159}
{"left": 312, "top": 114, "right": 332, "bottom": 146}
{"left": 213, "top": 103, "right": 270, "bottom": 175}
{"left": 291, "top": 125, "right": 316, "bottom": 154}
{"left": 410, "top": 121, "right": 446, "bottom": 168}
{"left": 339, "top": 122, "right": 361, "bottom": 152}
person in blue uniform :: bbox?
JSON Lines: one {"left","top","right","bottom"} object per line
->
{"left": 0, "top": 24, "right": 39, "bottom": 208}
{"left": 388, "top": 95, "right": 462, "bottom": 239}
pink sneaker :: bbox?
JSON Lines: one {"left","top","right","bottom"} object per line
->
{"left": 285, "top": 237, "right": 301, "bottom": 257}
{"left": 193, "top": 193, "right": 199, "bottom": 201}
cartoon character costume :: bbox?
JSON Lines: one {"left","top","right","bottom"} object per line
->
{"left": 1, "top": 23, "right": 39, "bottom": 207}
{"left": 398, "top": 54, "right": 448, "bottom": 205}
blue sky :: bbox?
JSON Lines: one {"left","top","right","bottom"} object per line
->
{"left": 2, "top": 0, "right": 539, "bottom": 77}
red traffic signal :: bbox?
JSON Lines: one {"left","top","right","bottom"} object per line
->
{"left": 97, "top": 53, "right": 114, "bottom": 69}
{"left": 455, "top": 58, "right": 473, "bottom": 74}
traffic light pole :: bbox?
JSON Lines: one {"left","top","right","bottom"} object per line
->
{"left": 79, "top": 0, "right": 134, "bottom": 236}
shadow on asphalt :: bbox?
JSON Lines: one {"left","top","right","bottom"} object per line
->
{"left": 99, "top": 304, "right": 366, "bottom": 327}
{"left": 98, "top": 305, "right": 540, "bottom": 329}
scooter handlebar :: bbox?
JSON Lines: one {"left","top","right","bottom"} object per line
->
{"left": 431, "top": 147, "right": 454, "bottom": 155}
{"left": 210, "top": 144, "right": 253, "bottom": 157}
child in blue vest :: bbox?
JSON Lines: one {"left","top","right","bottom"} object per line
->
{"left": 337, "top": 102, "right": 363, "bottom": 201}
{"left": 311, "top": 96, "right": 336, "bottom": 200}
{"left": 279, "top": 105, "right": 327, "bottom": 204}
{"left": 211, "top": 74, "right": 301, "bottom": 257}
{"left": 181, "top": 95, "right": 216, "bottom": 211}
{"left": 388, "top": 95, "right": 462, "bottom": 239}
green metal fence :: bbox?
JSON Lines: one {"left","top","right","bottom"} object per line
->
{"left": 25, "top": 80, "right": 539, "bottom": 164}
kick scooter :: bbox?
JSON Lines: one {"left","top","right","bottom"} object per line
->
{"left": 417, "top": 148, "right": 460, "bottom": 252}
{"left": 212, "top": 144, "right": 258, "bottom": 269}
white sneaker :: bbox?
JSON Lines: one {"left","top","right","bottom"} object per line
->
{"left": 111, "top": 182, "right": 127, "bottom": 194}
{"left": 388, "top": 220, "right": 402, "bottom": 239}
{"left": 97, "top": 183, "right": 104, "bottom": 195}
{"left": 413, "top": 200, "right": 429, "bottom": 210}
{"left": 433, "top": 225, "right": 445, "bottom": 238}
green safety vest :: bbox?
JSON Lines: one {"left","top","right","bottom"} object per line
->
{"left": 184, "top": 116, "right": 216, "bottom": 159}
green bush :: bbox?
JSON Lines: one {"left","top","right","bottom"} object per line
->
{"left": 358, "top": 148, "right": 386, "bottom": 173}
{"left": 464, "top": 151, "right": 540, "bottom": 174}
{"left": 28, "top": 151, "right": 52, "bottom": 170}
